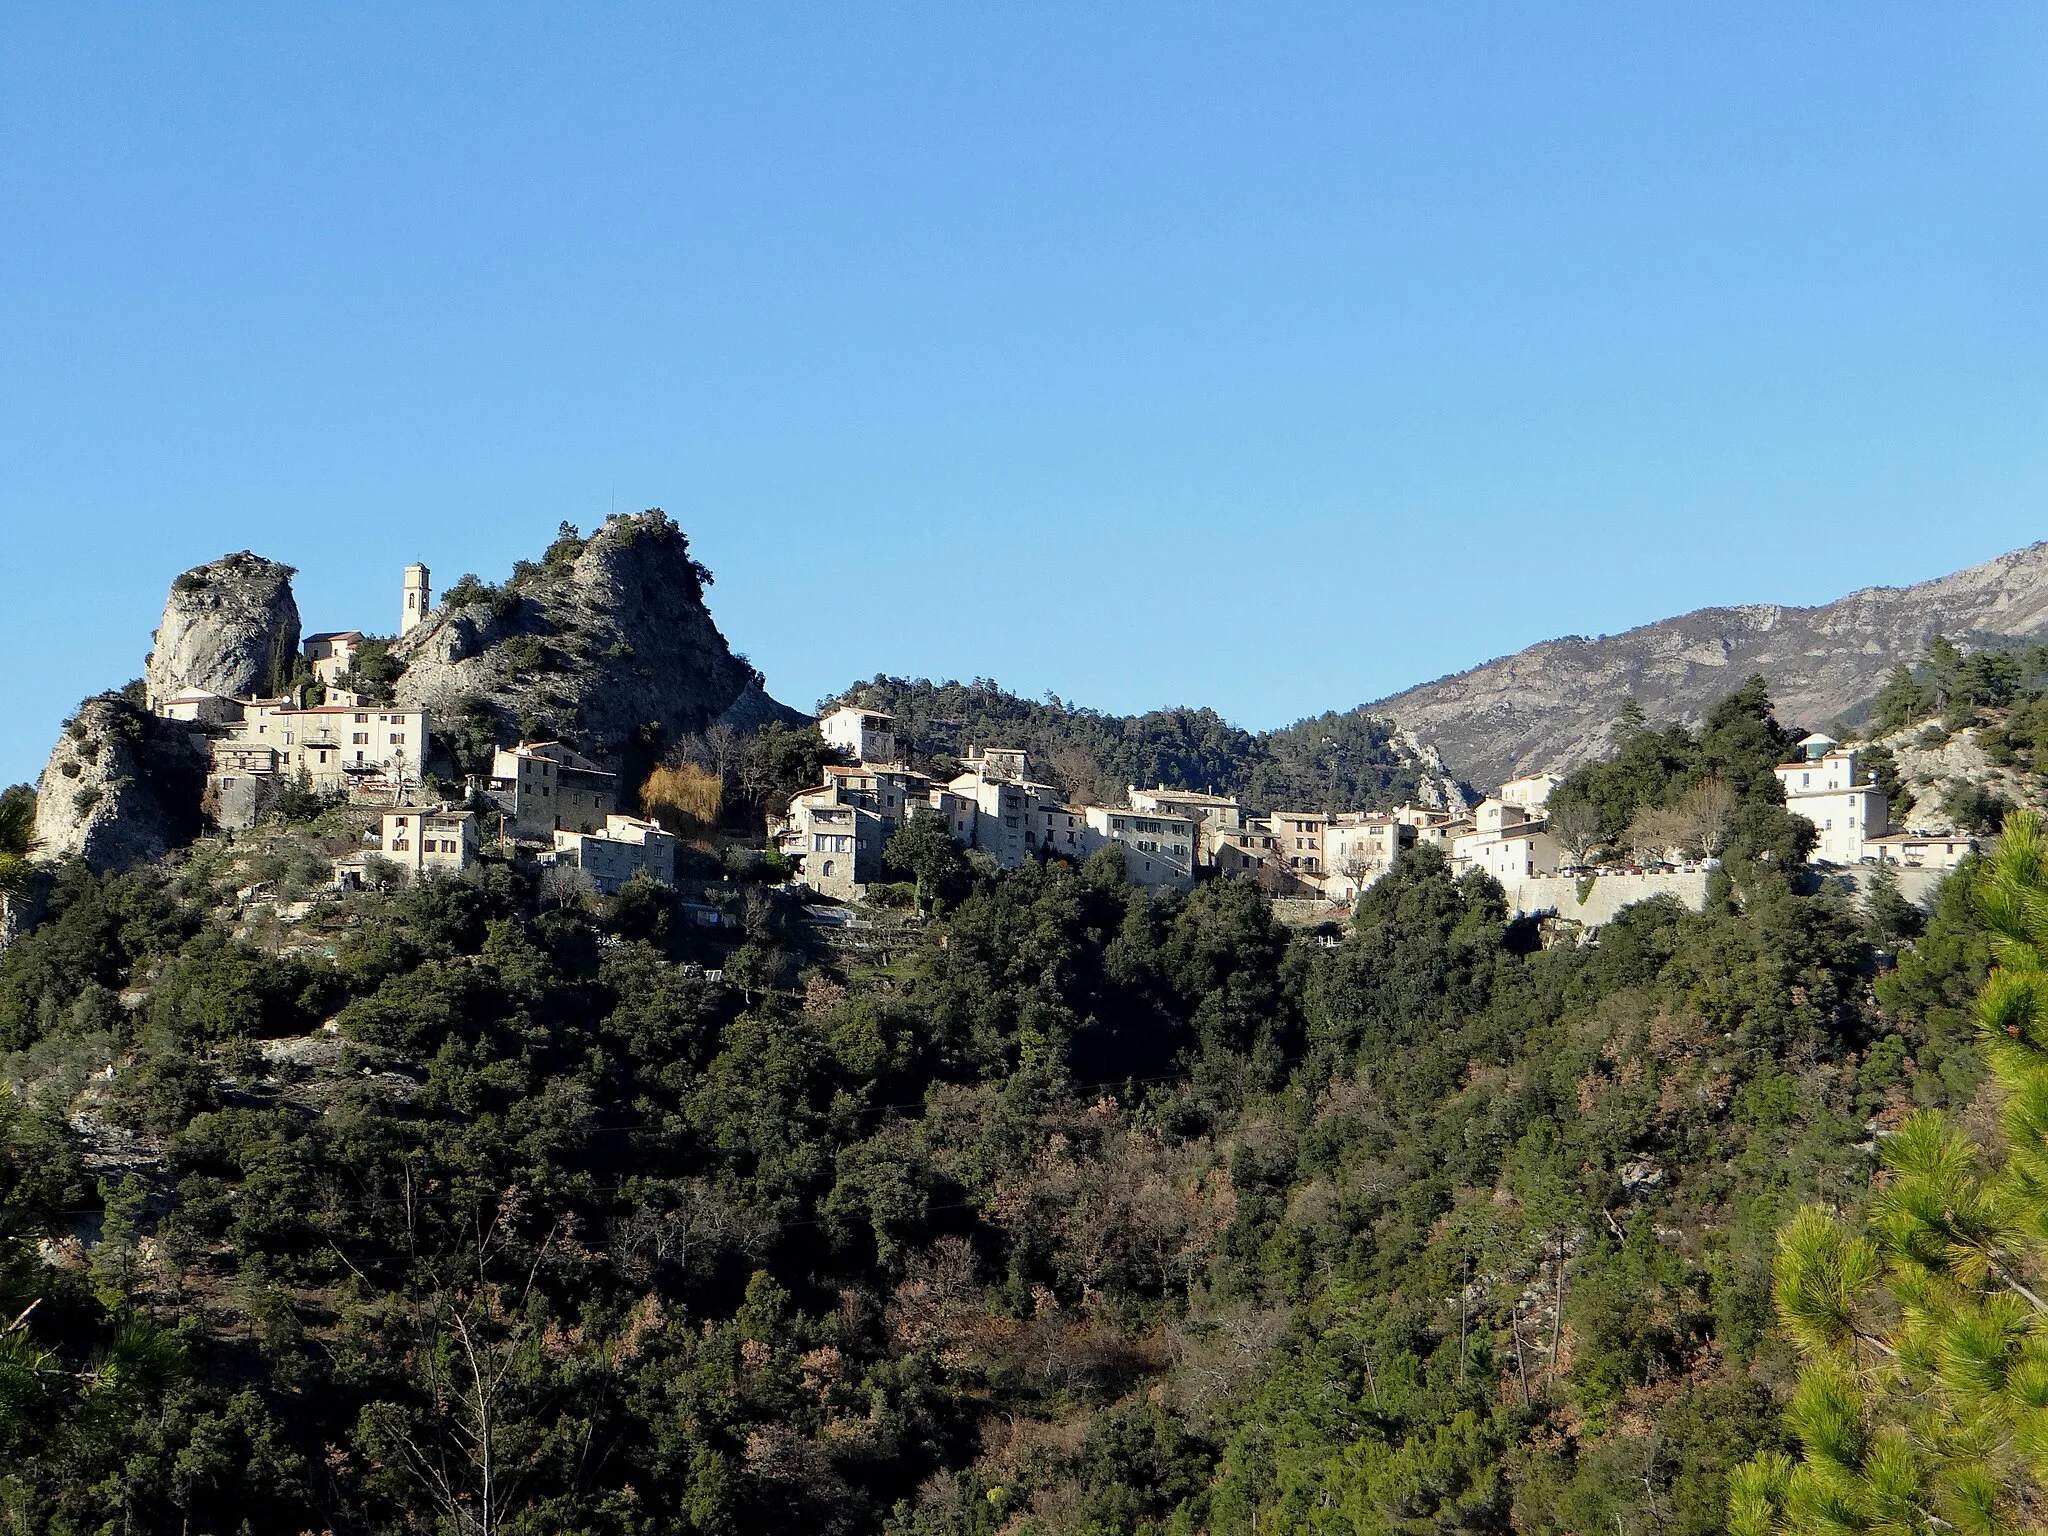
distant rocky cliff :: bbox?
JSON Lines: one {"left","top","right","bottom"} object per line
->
{"left": 1370, "top": 542, "right": 2048, "bottom": 790}
{"left": 144, "top": 552, "right": 300, "bottom": 706}
{"left": 391, "top": 510, "right": 804, "bottom": 776}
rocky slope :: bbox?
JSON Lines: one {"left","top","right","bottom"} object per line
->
{"left": 390, "top": 509, "right": 804, "bottom": 777}
{"left": 1371, "top": 541, "right": 2048, "bottom": 789}
{"left": 32, "top": 695, "right": 206, "bottom": 871}
{"left": 143, "top": 552, "right": 300, "bottom": 707}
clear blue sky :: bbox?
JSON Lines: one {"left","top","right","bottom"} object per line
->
{"left": 5, "top": 5, "right": 2047, "bottom": 787}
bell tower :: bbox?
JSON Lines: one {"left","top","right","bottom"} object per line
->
{"left": 401, "top": 563, "right": 431, "bottom": 636}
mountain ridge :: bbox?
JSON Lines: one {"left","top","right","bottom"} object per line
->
{"left": 1366, "top": 539, "right": 2048, "bottom": 789}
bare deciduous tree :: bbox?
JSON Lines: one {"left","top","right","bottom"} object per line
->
{"left": 362, "top": 1202, "right": 566, "bottom": 1536}
{"left": 605, "top": 1179, "right": 771, "bottom": 1286}
{"left": 1547, "top": 797, "right": 1605, "bottom": 869}
{"left": 1672, "top": 774, "right": 1737, "bottom": 858}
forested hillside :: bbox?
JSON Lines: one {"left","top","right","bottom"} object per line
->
{"left": 825, "top": 677, "right": 1459, "bottom": 811}
{"left": 0, "top": 682, "right": 1994, "bottom": 1534}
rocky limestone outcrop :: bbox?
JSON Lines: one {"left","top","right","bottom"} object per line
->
{"left": 1369, "top": 542, "right": 2048, "bottom": 790}
{"left": 144, "top": 552, "right": 301, "bottom": 707}
{"left": 390, "top": 510, "right": 805, "bottom": 778}
{"left": 33, "top": 696, "right": 207, "bottom": 873}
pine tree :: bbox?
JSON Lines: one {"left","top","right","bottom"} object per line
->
{"left": 1732, "top": 809, "right": 2048, "bottom": 1536}
{"left": 0, "top": 786, "right": 34, "bottom": 896}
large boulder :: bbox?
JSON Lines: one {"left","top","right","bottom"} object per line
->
{"left": 33, "top": 695, "right": 207, "bottom": 873}
{"left": 145, "top": 552, "right": 301, "bottom": 708}
{"left": 391, "top": 510, "right": 805, "bottom": 782}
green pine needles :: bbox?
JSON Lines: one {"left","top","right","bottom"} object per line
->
{"left": 1733, "top": 809, "right": 2048, "bottom": 1536}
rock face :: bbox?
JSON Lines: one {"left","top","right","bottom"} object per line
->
{"left": 33, "top": 696, "right": 207, "bottom": 873}
{"left": 390, "top": 510, "right": 805, "bottom": 778}
{"left": 144, "top": 552, "right": 301, "bottom": 707}
{"left": 1370, "top": 542, "right": 2048, "bottom": 790}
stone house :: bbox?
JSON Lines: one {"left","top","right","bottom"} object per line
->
{"left": 1079, "top": 806, "right": 1196, "bottom": 889}
{"left": 205, "top": 740, "right": 284, "bottom": 830}
{"left": 963, "top": 745, "right": 1030, "bottom": 782}
{"left": 1128, "top": 786, "right": 1257, "bottom": 868}
{"left": 160, "top": 690, "right": 244, "bottom": 726}
{"left": 780, "top": 790, "right": 887, "bottom": 898}
{"left": 553, "top": 815, "right": 677, "bottom": 894}
{"left": 378, "top": 805, "right": 478, "bottom": 879}
{"left": 1270, "top": 811, "right": 1334, "bottom": 874}
{"left": 775, "top": 763, "right": 935, "bottom": 897}
{"left": 489, "top": 742, "right": 618, "bottom": 839}
{"left": 304, "top": 631, "right": 366, "bottom": 688}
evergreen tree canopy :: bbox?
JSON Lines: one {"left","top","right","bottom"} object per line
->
{"left": 1732, "top": 809, "right": 2048, "bottom": 1536}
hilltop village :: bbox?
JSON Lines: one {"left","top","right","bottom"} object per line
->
{"left": 145, "top": 562, "right": 677, "bottom": 898}
{"left": 125, "top": 553, "right": 1985, "bottom": 932}
{"left": 774, "top": 705, "right": 1978, "bottom": 915}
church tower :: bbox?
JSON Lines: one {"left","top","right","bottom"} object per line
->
{"left": 401, "top": 563, "right": 431, "bottom": 636}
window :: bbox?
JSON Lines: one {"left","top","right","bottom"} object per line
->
{"left": 355, "top": 713, "right": 368, "bottom": 724}
{"left": 822, "top": 859, "right": 835, "bottom": 877}
{"left": 389, "top": 733, "right": 403, "bottom": 745}
{"left": 353, "top": 732, "right": 369, "bottom": 744}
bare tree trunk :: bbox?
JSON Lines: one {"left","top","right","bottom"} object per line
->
{"left": 1511, "top": 1314, "right": 1529, "bottom": 1405}
{"left": 1550, "top": 1234, "right": 1568, "bottom": 1368}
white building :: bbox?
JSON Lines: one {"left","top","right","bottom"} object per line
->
{"left": 1451, "top": 796, "right": 1563, "bottom": 883}
{"left": 554, "top": 816, "right": 677, "bottom": 893}
{"left": 1321, "top": 814, "right": 1416, "bottom": 897}
{"left": 819, "top": 705, "right": 899, "bottom": 765}
{"left": 1499, "top": 773, "right": 1561, "bottom": 811}
{"left": 235, "top": 699, "right": 429, "bottom": 793}
{"left": 1773, "top": 748, "right": 1888, "bottom": 866}
{"left": 401, "top": 564, "right": 432, "bottom": 637}
{"left": 1865, "top": 830, "right": 1977, "bottom": 872}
